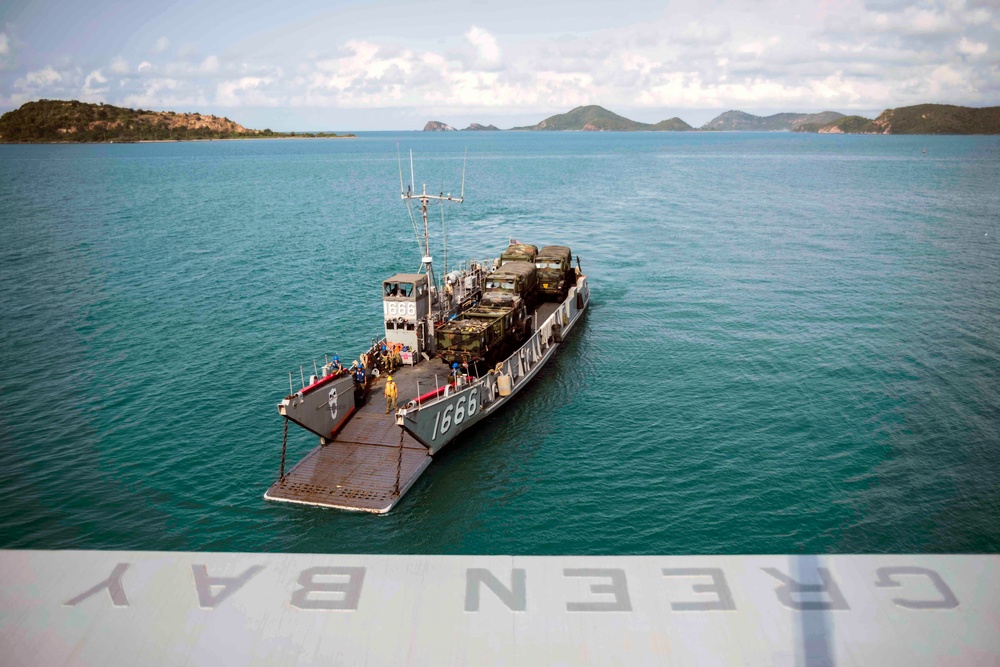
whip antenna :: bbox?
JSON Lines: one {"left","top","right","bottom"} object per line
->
{"left": 397, "top": 145, "right": 405, "bottom": 195}
{"left": 460, "top": 148, "right": 467, "bottom": 201}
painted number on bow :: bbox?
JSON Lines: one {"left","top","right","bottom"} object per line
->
{"left": 431, "top": 391, "right": 478, "bottom": 441}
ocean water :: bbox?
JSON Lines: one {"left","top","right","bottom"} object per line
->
{"left": 1, "top": 132, "right": 998, "bottom": 555}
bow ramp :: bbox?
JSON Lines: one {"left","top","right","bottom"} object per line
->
{"left": 266, "top": 386, "right": 433, "bottom": 514}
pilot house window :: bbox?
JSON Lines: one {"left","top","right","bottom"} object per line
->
{"left": 384, "top": 282, "right": 415, "bottom": 298}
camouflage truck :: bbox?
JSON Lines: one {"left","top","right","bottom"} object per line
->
{"left": 535, "top": 245, "right": 575, "bottom": 301}
{"left": 498, "top": 243, "right": 538, "bottom": 267}
{"left": 435, "top": 261, "right": 538, "bottom": 369}
{"left": 484, "top": 260, "right": 538, "bottom": 304}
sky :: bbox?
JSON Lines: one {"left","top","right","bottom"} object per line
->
{"left": 0, "top": 0, "right": 997, "bottom": 130}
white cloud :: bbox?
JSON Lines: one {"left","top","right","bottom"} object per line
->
{"left": 121, "top": 77, "right": 209, "bottom": 110}
{"left": 957, "top": 36, "right": 988, "bottom": 54}
{"left": 19, "top": 65, "right": 62, "bottom": 88}
{"left": 963, "top": 8, "right": 991, "bottom": 25}
{"left": 866, "top": 6, "right": 961, "bottom": 35}
{"left": 84, "top": 69, "right": 107, "bottom": 88}
{"left": 109, "top": 57, "right": 130, "bottom": 74}
{"left": 0, "top": 32, "right": 9, "bottom": 56}
{"left": 82, "top": 69, "right": 109, "bottom": 100}
{"left": 466, "top": 26, "right": 501, "bottom": 64}
{"left": 137, "top": 61, "right": 152, "bottom": 72}
{"left": 216, "top": 76, "right": 279, "bottom": 106}
{"left": 200, "top": 55, "right": 220, "bottom": 73}
{"left": 153, "top": 37, "right": 170, "bottom": 53}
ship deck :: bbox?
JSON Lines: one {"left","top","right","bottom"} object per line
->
{"left": 265, "top": 299, "right": 565, "bottom": 513}
{"left": 265, "top": 403, "right": 432, "bottom": 513}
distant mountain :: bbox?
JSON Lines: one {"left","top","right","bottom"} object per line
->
{"left": 463, "top": 123, "right": 499, "bottom": 131}
{"left": 510, "top": 105, "right": 692, "bottom": 131}
{"left": 701, "top": 110, "right": 845, "bottom": 131}
{"left": 423, "top": 121, "right": 456, "bottom": 131}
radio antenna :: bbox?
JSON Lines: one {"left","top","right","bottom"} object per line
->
{"left": 400, "top": 150, "right": 467, "bottom": 317}
{"left": 397, "top": 145, "right": 405, "bottom": 196}
{"left": 461, "top": 147, "right": 467, "bottom": 201}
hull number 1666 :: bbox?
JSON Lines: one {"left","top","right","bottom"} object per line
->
{"left": 431, "top": 391, "right": 478, "bottom": 441}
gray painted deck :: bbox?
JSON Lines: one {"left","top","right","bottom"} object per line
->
{"left": 2, "top": 551, "right": 997, "bottom": 666}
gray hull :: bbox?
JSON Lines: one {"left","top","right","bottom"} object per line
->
{"left": 278, "top": 373, "right": 357, "bottom": 440}
{"left": 398, "top": 275, "right": 590, "bottom": 453}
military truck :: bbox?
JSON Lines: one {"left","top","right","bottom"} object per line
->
{"left": 434, "top": 297, "right": 529, "bottom": 369}
{"left": 435, "top": 260, "right": 539, "bottom": 369}
{"left": 535, "top": 245, "right": 574, "bottom": 301}
{"left": 498, "top": 243, "right": 538, "bottom": 267}
{"left": 483, "top": 260, "right": 538, "bottom": 306}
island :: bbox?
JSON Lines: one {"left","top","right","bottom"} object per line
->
{"left": 421, "top": 103, "right": 1000, "bottom": 135}
{"left": 809, "top": 104, "right": 1000, "bottom": 135}
{"left": 423, "top": 121, "right": 456, "bottom": 131}
{"left": 701, "top": 110, "right": 845, "bottom": 131}
{"left": 0, "top": 99, "right": 356, "bottom": 143}
{"left": 510, "top": 105, "right": 692, "bottom": 131}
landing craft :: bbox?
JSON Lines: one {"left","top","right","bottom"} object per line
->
{"left": 265, "top": 152, "right": 589, "bottom": 513}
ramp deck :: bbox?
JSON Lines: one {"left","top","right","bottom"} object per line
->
{"left": 265, "top": 407, "right": 432, "bottom": 513}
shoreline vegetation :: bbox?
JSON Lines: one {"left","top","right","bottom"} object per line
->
{"left": 0, "top": 100, "right": 356, "bottom": 143}
{"left": 426, "top": 103, "right": 1000, "bottom": 135}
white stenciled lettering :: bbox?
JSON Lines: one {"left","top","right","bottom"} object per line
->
{"left": 383, "top": 302, "right": 416, "bottom": 318}
{"left": 465, "top": 568, "right": 526, "bottom": 612}
{"left": 291, "top": 567, "right": 365, "bottom": 610}
{"left": 440, "top": 404, "right": 454, "bottom": 434}
{"left": 468, "top": 389, "right": 478, "bottom": 414}
{"left": 192, "top": 564, "right": 264, "bottom": 609}
{"left": 454, "top": 396, "right": 466, "bottom": 424}
{"left": 63, "top": 563, "right": 130, "bottom": 607}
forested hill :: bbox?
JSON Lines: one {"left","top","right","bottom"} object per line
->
{"left": 701, "top": 110, "right": 844, "bottom": 131}
{"left": 813, "top": 104, "right": 1000, "bottom": 134}
{"left": 510, "top": 105, "right": 692, "bottom": 131}
{"left": 0, "top": 99, "right": 353, "bottom": 142}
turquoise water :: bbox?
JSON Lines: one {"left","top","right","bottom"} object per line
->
{"left": 1, "top": 132, "right": 998, "bottom": 554}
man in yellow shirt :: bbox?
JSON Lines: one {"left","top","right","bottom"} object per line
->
{"left": 384, "top": 375, "right": 398, "bottom": 414}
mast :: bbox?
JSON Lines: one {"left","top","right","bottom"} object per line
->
{"left": 400, "top": 149, "right": 465, "bottom": 318}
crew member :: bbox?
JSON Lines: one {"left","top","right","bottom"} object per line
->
{"left": 384, "top": 375, "right": 398, "bottom": 414}
{"left": 354, "top": 364, "right": 366, "bottom": 385}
